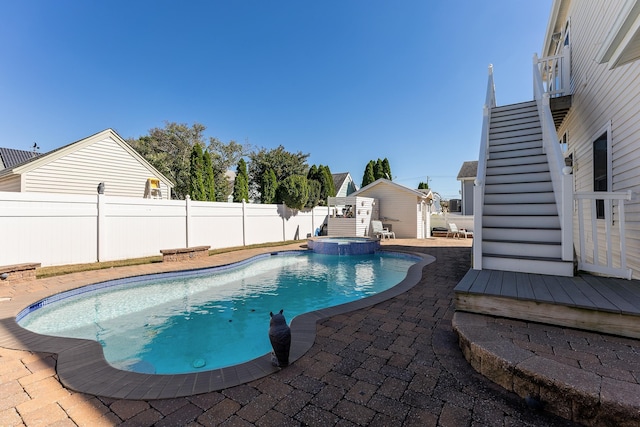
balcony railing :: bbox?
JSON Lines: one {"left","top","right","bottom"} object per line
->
{"left": 536, "top": 45, "right": 571, "bottom": 97}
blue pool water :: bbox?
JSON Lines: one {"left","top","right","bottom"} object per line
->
{"left": 18, "top": 251, "right": 417, "bottom": 374}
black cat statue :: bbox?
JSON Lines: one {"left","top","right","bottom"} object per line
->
{"left": 269, "top": 309, "right": 291, "bottom": 367}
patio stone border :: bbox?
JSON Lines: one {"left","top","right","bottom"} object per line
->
{"left": 0, "top": 249, "right": 433, "bottom": 400}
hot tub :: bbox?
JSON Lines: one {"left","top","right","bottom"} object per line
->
{"left": 307, "top": 237, "right": 380, "bottom": 255}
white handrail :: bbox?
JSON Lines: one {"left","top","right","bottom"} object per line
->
{"left": 575, "top": 191, "right": 633, "bottom": 279}
{"left": 533, "top": 54, "right": 574, "bottom": 261}
{"left": 473, "top": 64, "right": 495, "bottom": 270}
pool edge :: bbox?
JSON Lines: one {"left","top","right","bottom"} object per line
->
{"left": 1, "top": 249, "right": 435, "bottom": 400}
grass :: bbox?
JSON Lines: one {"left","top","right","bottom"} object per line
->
{"left": 36, "top": 240, "right": 306, "bottom": 279}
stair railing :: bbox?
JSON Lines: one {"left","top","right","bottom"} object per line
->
{"left": 533, "top": 54, "right": 574, "bottom": 262}
{"left": 473, "top": 64, "right": 495, "bottom": 270}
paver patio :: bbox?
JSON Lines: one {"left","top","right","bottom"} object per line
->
{"left": 0, "top": 238, "right": 587, "bottom": 426}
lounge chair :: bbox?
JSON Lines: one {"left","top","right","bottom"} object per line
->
{"left": 447, "top": 223, "right": 473, "bottom": 239}
{"left": 371, "top": 220, "right": 395, "bottom": 239}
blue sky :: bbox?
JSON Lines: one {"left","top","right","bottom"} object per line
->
{"left": 0, "top": 1, "right": 552, "bottom": 199}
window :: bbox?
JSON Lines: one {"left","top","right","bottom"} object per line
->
{"left": 593, "top": 127, "right": 611, "bottom": 219}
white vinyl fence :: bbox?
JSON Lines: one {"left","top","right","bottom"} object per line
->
{"left": 0, "top": 192, "right": 328, "bottom": 267}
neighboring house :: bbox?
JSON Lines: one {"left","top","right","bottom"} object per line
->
{"left": 456, "top": 161, "right": 477, "bottom": 215}
{"left": 351, "top": 178, "right": 432, "bottom": 238}
{"left": 0, "top": 147, "right": 41, "bottom": 170}
{"left": 332, "top": 172, "right": 357, "bottom": 197}
{"left": 0, "top": 129, "right": 173, "bottom": 198}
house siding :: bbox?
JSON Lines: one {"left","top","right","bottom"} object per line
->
{"left": 557, "top": 0, "right": 640, "bottom": 278}
{"left": 356, "top": 183, "right": 420, "bottom": 238}
{"left": 23, "top": 135, "right": 171, "bottom": 198}
{"left": 0, "top": 175, "right": 21, "bottom": 192}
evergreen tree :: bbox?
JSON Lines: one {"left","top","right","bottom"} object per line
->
{"left": 189, "top": 143, "right": 206, "bottom": 200}
{"left": 276, "top": 175, "right": 309, "bottom": 210}
{"left": 233, "top": 158, "right": 249, "bottom": 202}
{"left": 361, "top": 161, "right": 375, "bottom": 187}
{"left": 382, "top": 158, "right": 392, "bottom": 181}
{"left": 418, "top": 181, "right": 429, "bottom": 189}
{"left": 203, "top": 150, "right": 215, "bottom": 201}
{"left": 306, "top": 179, "right": 322, "bottom": 208}
{"left": 261, "top": 169, "right": 277, "bottom": 204}
{"left": 374, "top": 159, "right": 385, "bottom": 180}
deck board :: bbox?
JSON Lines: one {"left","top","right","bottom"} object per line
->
{"left": 454, "top": 269, "right": 640, "bottom": 338}
{"left": 455, "top": 269, "right": 480, "bottom": 292}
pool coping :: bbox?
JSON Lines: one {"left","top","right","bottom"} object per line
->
{"left": 0, "top": 249, "right": 435, "bottom": 400}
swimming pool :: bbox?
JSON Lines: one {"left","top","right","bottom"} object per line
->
{"left": 18, "top": 251, "right": 419, "bottom": 375}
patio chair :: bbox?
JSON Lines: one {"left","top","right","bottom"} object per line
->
{"left": 371, "top": 220, "right": 395, "bottom": 239}
{"left": 447, "top": 223, "right": 472, "bottom": 239}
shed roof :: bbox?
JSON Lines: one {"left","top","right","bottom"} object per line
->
{"left": 352, "top": 178, "right": 431, "bottom": 200}
{"left": 457, "top": 161, "right": 478, "bottom": 180}
{"left": 332, "top": 172, "right": 349, "bottom": 191}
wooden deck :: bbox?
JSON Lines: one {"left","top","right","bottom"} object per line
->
{"left": 454, "top": 269, "right": 640, "bottom": 339}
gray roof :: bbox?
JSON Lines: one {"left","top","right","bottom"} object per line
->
{"left": 457, "top": 161, "right": 478, "bottom": 180}
{"left": 332, "top": 172, "right": 349, "bottom": 191}
{"left": 0, "top": 147, "right": 41, "bottom": 170}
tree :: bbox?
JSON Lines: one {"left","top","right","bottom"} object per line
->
{"left": 261, "top": 169, "right": 277, "bottom": 204}
{"left": 189, "top": 143, "right": 206, "bottom": 201}
{"left": 248, "top": 145, "right": 310, "bottom": 200}
{"left": 306, "top": 179, "right": 322, "bottom": 208}
{"left": 203, "top": 150, "right": 215, "bottom": 201}
{"left": 374, "top": 159, "right": 385, "bottom": 180}
{"left": 361, "top": 161, "right": 375, "bottom": 187}
{"left": 382, "top": 158, "right": 392, "bottom": 180}
{"left": 232, "top": 158, "right": 249, "bottom": 202}
{"left": 307, "top": 164, "right": 336, "bottom": 206}
{"left": 276, "top": 175, "right": 309, "bottom": 210}
{"left": 208, "top": 138, "right": 251, "bottom": 202}
{"left": 128, "top": 122, "right": 207, "bottom": 199}
{"left": 418, "top": 182, "right": 429, "bottom": 189}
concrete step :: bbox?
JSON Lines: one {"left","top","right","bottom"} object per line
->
{"left": 483, "top": 203, "right": 558, "bottom": 216}
{"left": 482, "top": 227, "right": 561, "bottom": 243}
{"left": 483, "top": 240, "right": 562, "bottom": 259}
{"left": 485, "top": 171, "right": 551, "bottom": 185}
{"left": 484, "top": 181, "right": 553, "bottom": 194}
{"left": 483, "top": 214, "right": 561, "bottom": 229}
{"left": 482, "top": 255, "right": 574, "bottom": 276}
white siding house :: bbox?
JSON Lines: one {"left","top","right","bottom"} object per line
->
{"left": 0, "top": 129, "right": 173, "bottom": 198}
{"left": 544, "top": 0, "right": 640, "bottom": 279}
{"left": 332, "top": 172, "right": 357, "bottom": 197}
{"left": 351, "top": 178, "right": 432, "bottom": 239}
{"left": 457, "top": 161, "right": 477, "bottom": 216}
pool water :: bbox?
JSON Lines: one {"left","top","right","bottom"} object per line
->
{"left": 18, "top": 251, "right": 417, "bottom": 374}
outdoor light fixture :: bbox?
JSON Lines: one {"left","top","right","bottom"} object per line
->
{"left": 97, "top": 182, "right": 105, "bottom": 194}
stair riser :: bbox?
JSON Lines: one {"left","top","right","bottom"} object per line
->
{"left": 487, "top": 155, "right": 548, "bottom": 167}
{"left": 482, "top": 227, "right": 561, "bottom": 243}
{"left": 482, "top": 256, "right": 574, "bottom": 276}
{"left": 485, "top": 172, "right": 550, "bottom": 185}
{"left": 492, "top": 104, "right": 538, "bottom": 117}
{"left": 483, "top": 241, "right": 561, "bottom": 258}
{"left": 490, "top": 148, "right": 544, "bottom": 159}
{"left": 490, "top": 115, "right": 540, "bottom": 128}
{"left": 490, "top": 140, "right": 543, "bottom": 153}
{"left": 483, "top": 215, "right": 561, "bottom": 228}
{"left": 485, "top": 182, "right": 553, "bottom": 194}
{"left": 490, "top": 128, "right": 542, "bottom": 140}
{"left": 483, "top": 203, "right": 558, "bottom": 216}
{"left": 484, "top": 192, "right": 556, "bottom": 204}
{"left": 486, "top": 163, "right": 549, "bottom": 175}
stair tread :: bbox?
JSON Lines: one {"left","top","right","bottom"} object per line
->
{"left": 484, "top": 253, "right": 569, "bottom": 262}
{"left": 484, "top": 239, "right": 561, "bottom": 245}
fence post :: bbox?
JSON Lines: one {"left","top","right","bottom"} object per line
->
{"left": 242, "top": 200, "right": 247, "bottom": 246}
{"left": 282, "top": 202, "right": 287, "bottom": 241}
{"left": 185, "top": 195, "right": 191, "bottom": 248}
{"left": 97, "top": 193, "right": 105, "bottom": 262}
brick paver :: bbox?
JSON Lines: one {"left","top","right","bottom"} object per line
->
{"left": 0, "top": 239, "right": 582, "bottom": 425}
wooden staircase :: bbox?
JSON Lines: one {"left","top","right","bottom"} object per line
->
{"left": 480, "top": 101, "right": 574, "bottom": 276}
